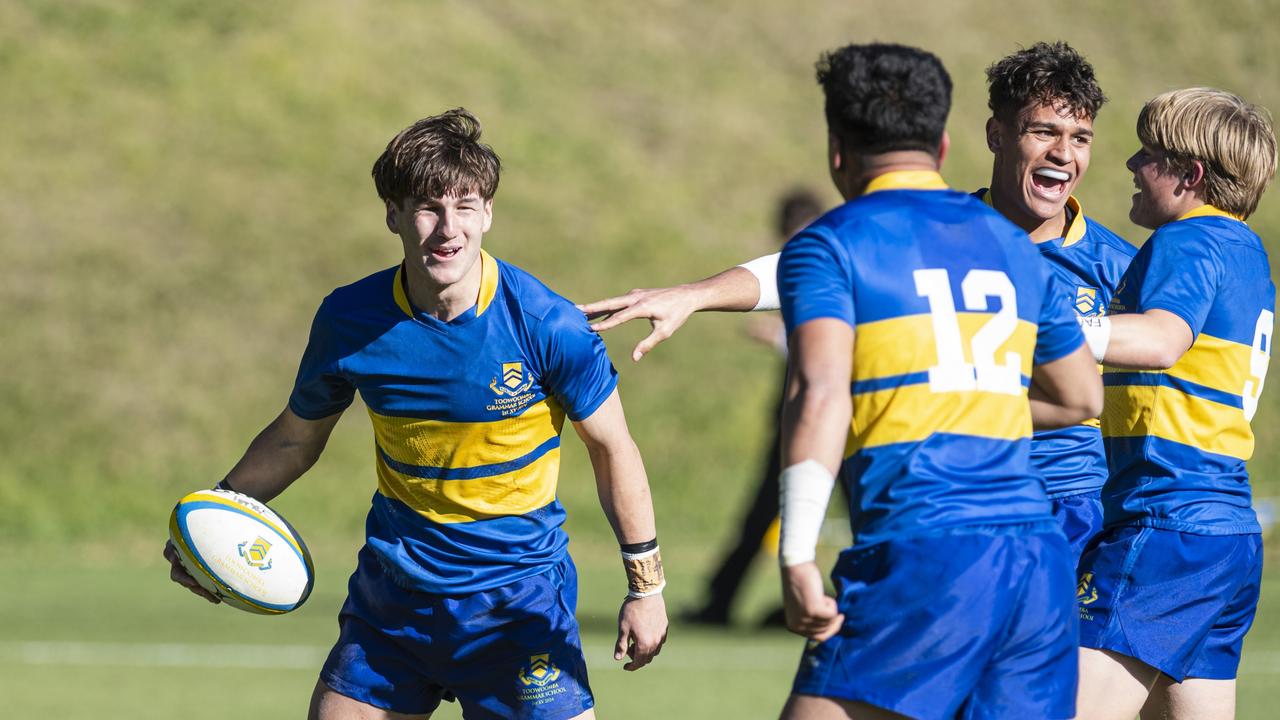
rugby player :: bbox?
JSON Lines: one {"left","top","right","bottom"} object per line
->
{"left": 164, "top": 108, "right": 668, "bottom": 720}
{"left": 579, "top": 41, "right": 1133, "bottom": 562}
{"left": 772, "top": 42, "right": 1100, "bottom": 719}
{"left": 979, "top": 42, "right": 1135, "bottom": 558}
{"left": 1072, "top": 88, "right": 1277, "bottom": 720}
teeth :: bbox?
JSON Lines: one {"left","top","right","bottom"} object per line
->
{"left": 1034, "top": 168, "right": 1070, "bottom": 182}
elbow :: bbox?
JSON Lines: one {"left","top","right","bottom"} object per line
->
{"left": 1081, "top": 388, "right": 1104, "bottom": 423}
{"left": 1147, "top": 347, "right": 1182, "bottom": 371}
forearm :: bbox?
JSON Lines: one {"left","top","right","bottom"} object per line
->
{"left": 684, "top": 264, "right": 770, "bottom": 313}
{"left": 1089, "top": 310, "right": 1193, "bottom": 370}
{"left": 781, "top": 383, "right": 851, "bottom": 473}
{"left": 222, "top": 408, "right": 335, "bottom": 502}
{"left": 588, "top": 438, "right": 658, "bottom": 545}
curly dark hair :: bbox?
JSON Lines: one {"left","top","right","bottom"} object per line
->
{"left": 985, "top": 42, "right": 1107, "bottom": 122}
{"left": 372, "top": 107, "right": 502, "bottom": 204}
{"left": 816, "top": 43, "right": 952, "bottom": 155}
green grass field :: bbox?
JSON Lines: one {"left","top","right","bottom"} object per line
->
{"left": 3, "top": 550, "right": 1280, "bottom": 718}
{"left": 3, "top": 0, "right": 1280, "bottom": 716}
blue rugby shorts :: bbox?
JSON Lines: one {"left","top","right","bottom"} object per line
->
{"left": 1050, "top": 490, "right": 1105, "bottom": 562}
{"left": 791, "top": 523, "right": 1078, "bottom": 720}
{"left": 320, "top": 546, "right": 594, "bottom": 719}
{"left": 1077, "top": 525, "right": 1263, "bottom": 681}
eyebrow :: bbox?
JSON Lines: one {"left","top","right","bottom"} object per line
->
{"left": 1024, "top": 121, "right": 1094, "bottom": 137}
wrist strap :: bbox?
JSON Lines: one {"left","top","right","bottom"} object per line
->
{"left": 621, "top": 540, "right": 665, "bottom": 598}
{"left": 779, "top": 460, "right": 836, "bottom": 567}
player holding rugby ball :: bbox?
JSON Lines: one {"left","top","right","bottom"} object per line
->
{"left": 165, "top": 108, "right": 667, "bottom": 720}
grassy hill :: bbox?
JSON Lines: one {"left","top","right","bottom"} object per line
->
{"left": 5, "top": 2, "right": 1280, "bottom": 717}
{"left": 2, "top": 0, "right": 1279, "bottom": 561}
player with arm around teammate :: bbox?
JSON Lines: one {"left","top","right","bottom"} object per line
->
{"left": 1071, "top": 89, "right": 1277, "bottom": 720}
{"left": 978, "top": 42, "right": 1135, "bottom": 559}
{"left": 164, "top": 108, "right": 668, "bottom": 720}
{"left": 771, "top": 43, "right": 1102, "bottom": 720}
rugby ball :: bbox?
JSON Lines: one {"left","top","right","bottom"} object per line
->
{"left": 168, "top": 489, "right": 315, "bottom": 615}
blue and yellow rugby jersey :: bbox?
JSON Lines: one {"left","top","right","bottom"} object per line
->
{"left": 1102, "top": 207, "right": 1275, "bottom": 535}
{"left": 976, "top": 190, "right": 1137, "bottom": 498}
{"left": 778, "top": 171, "right": 1086, "bottom": 545}
{"left": 289, "top": 250, "right": 618, "bottom": 593}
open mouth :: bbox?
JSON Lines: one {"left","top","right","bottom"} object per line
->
{"left": 430, "top": 246, "right": 461, "bottom": 261}
{"left": 1030, "top": 167, "right": 1071, "bottom": 198}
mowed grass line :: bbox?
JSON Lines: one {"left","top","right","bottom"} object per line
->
{"left": 2, "top": 560, "right": 1279, "bottom": 719}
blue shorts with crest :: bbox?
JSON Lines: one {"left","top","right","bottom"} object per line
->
{"left": 320, "top": 546, "right": 593, "bottom": 719}
{"left": 1077, "top": 526, "right": 1263, "bottom": 681}
{"left": 791, "top": 523, "right": 1077, "bottom": 720}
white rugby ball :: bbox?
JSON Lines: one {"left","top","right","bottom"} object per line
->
{"left": 168, "top": 489, "right": 315, "bottom": 615}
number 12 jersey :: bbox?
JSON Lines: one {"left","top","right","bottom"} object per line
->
{"left": 778, "top": 170, "right": 1085, "bottom": 546}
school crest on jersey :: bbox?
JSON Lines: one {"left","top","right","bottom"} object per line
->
{"left": 486, "top": 361, "right": 538, "bottom": 416}
{"left": 1075, "top": 286, "right": 1102, "bottom": 316}
{"left": 491, "top": 361, "right": 535, "bottom": 397}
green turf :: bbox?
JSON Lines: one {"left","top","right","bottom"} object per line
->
{"left": 2, "top": 553, "right": 1279, "bottom": 718}
{"left": 4, "top": 0, "right": 1280, "bottom": 717}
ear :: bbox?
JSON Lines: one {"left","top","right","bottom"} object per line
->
{"left": 482, "top": 199, "right": 494, "bottom": 233}
{"left": 828, "top": 132, "right": 844, "bottom": 173}
{"left": 937, "top": 130, "right": 951, "bottom": 169}
{"left": 985, "top": 117, "right": 1001, "bottom": 152}
{"left": 1182, "top": 160, "right": 1206, "bottom": 190}
{"left": 385, "top": 200, "right": 400, "bottom": 234}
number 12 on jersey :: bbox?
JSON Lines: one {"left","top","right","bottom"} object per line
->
{"left": 914, "top": 268, "right": 1023, "bottom": 396}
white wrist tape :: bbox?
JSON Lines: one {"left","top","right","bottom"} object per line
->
{"left": 737, "top": 253, "right": 781, "bottom": 311}
{"left": 1076, "top": 315, "right": 1112, "bottom": 364}
{"left": 779, "top": 459, "right": 836, "bottom": 567}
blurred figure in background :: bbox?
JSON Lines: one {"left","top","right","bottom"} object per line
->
{"left": 683, "top": 188, "right": 824, "bottom": 628}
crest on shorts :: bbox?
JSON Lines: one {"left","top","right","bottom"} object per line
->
{"left": 237, "top": 537, "right": 273, "bottom": 571}
{"left": 1075, "top": 286, "right": 1101, "bottom": 316}
{"left": 1076, "top": 572, "right": 1099, "bottom": 605}
{"left": 491, "top": 361, "right": 535, "bottom": 397}
{"left": 518, "top": 653, "right": 561, "bottom": 688}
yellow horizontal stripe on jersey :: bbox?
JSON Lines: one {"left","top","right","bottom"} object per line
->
{"left": 369, "top": 399, "right": 566, "bottom": 471}
{"left": 1101, "top": 385, "right": 1254, "bottom": 460}
{"left": 855, "top": 314, "right": 1037, "bottom": 380}
{"left": 849, "top": 382, "right": 1032, "bottom": 453}
{"left": 375, "top": 446, "right": 561, "bottom": 523}
{"left": 1162, "top": 333, "right": 1252, "bottom": 396}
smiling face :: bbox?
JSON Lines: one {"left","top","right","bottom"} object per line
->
{"left": 987, "top": 101, "right": 1094, "bottom": 241}
{"left": 1125, "top": 145, "right": 1196, "bottom": 229}
{"left": 387, "top": 191, "right": 493, "bottom": 292}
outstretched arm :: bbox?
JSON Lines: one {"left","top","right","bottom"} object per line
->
{"left": 778, "top": 318, "right": 852, "bottom": 642}
{"left": 164, "top": 407, "right": 342, "bottom": 602}
{"left": 572, "top": 389, "right": 668, "bottom": 671}
{"left": 577, "top": 254, "right": 778, "bottom": 362}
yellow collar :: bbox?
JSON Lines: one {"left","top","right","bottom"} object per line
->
{"left": 393, "top": 249, "right": 500, "bottom": 319}
{"left": 1176, "top": 205, "right": 1245, "bottom": 222}
{"left": 863, "top": 170, "right": 948, "bottom": 195}
{"left": 977, "top": 189, "right": 1087, "bottom": 246}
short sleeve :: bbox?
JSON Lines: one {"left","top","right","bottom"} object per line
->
{"left": 287, "top": 301, "right": 356, "bottom": 420}
{"left": 1133, "top": 227, "right": 1224, "bottom": 337}
{"left": 1034, "top": 269, "right": 1087, "bottom": 365}
{"left": 536, "top": 303, "right": 619, "bottom": 422}
{"left": 778, "top": 230, "right": 855, "bottom": 334}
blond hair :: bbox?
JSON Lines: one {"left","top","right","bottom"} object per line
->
{"left": 1137, "top": 88, "right": 1277, "bottom": 218}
